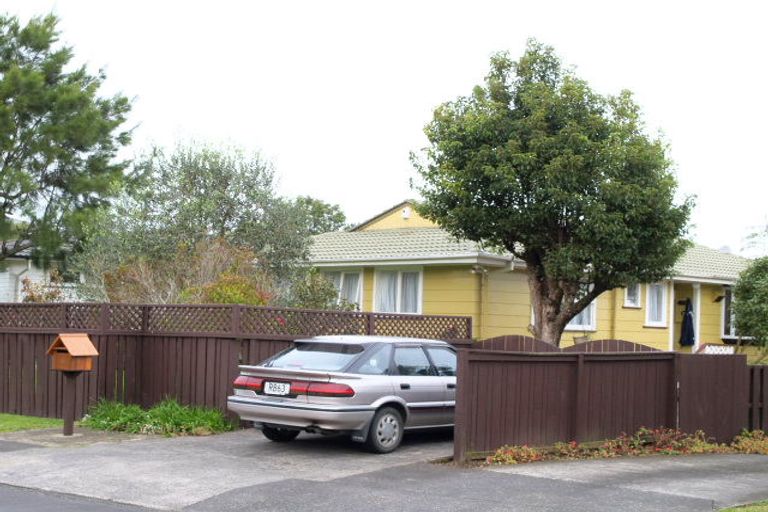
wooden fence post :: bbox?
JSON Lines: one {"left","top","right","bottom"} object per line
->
{"left": 60, "top": 303, "right": 68, "bottom": 328}
{"left": 366, "top": 313, "right": 375, "bottom": 335}
{"left": 231, "top": 305, "right": 242, "bottom": 335}
{"left": 573, "top": 353, "right": 587, "bottom": 442}
{"left": 669, "top": 353, "right": 680, "bottom": 429}
{"left": 453, "top": 348, "right": 470, "bottom": 463}
{"left": 141, "top": 306, "right": 149, "bottom": 333}
{"left": 99, "top": 303, "right": 110, "bottom": 332}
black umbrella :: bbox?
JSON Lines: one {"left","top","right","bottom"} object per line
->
{"left": 679, "top": 298, "right": 695, "bottom": 347}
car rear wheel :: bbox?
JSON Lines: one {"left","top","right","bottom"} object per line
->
{"left": 366, "top": 407, "right": 404, "bottom": 453}
{"left": 261, "top": 425, "right": 300, "bottom": 442}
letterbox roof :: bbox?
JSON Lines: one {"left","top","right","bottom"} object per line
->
{"left": 46, "top": 333, "right": 99, "bottom": 357}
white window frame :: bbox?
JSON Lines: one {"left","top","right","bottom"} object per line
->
{"left": 721, "top": 286, "right": 752, "bottom": 340}
{"left": 564, "top": 299, "right": 597, "bottom": 331}
{"left": 624, "top": 283, "right": 642, "bottom": 308}
{"left": 323, "top": 270, "right": 363, "bottom": 308}
{"left": 722, "top": 286, "right": 736, "bottom": 339}
{"left": 373, "top": 267, "right": 423, "bottom": 314}
{"left": 644, "top": 282, "right": 667, "bottom": 327}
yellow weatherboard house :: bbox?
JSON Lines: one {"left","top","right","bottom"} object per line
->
{"left": 309, "top": 201, "right": 750, "bottom": 351}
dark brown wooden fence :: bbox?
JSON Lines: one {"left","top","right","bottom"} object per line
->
{"left": 0, "top": 303, "right": 472, "bottom": 420}
{"left": 474, "top": 335, "right": 561, "bottom": 352}
{"left": 474, "top": 335, "right": 660, "bottom": 354}
{"left": 563, "top": 339, "right": 660, "bottom": 353}
{"left": 454, "top": 349, "right": 753, "bottom": 462}
{"left": 750, "top": 365, "right": 768, "bottom": 431}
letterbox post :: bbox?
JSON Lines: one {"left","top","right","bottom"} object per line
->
{"left": 62, "top": 372, "right": 78, "bottom": 436}
{"left": 47, "top": 333, "right": 99, "bottom": 436}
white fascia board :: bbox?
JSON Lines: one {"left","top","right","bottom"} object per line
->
{"left": 671, "top": 276, "right": 737, "bottom": 286}
{"left": 311, "top": 253, "right": 512, "bottom": 268}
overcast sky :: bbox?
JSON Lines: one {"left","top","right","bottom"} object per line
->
{"left": 5, "top": 0, "right": 768, "bottom": 255}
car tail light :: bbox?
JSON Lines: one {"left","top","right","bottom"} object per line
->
{"left": 306, "top": 382, "right": 355, "bottom": 397}
{"left": 233, "top": 375, "right": 263, "bottom": 391}
{"left": 290, "top": 381, "right": 310, "bottom": 394}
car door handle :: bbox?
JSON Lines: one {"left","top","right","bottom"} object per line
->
{"left": 447, "top": 383, "right": 456, "bottom": 389}
{"left": 400, "top": 383, "right": 411, "bottom": 390}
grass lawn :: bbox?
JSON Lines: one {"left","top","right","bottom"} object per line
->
{"left": 723, "top": 502, "right": 768, "bottom": 512}
{"left": 0, "top": 413, "right": 63, "bottom": 433}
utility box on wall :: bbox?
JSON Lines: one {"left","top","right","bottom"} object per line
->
{"left": 47, "top": 333, "right": 99, "bottom": 372}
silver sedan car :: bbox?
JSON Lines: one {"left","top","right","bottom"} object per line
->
{"left": 227, "top": 335, "right": 457, "bottom": 453}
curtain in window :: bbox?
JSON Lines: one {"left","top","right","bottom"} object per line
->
{"left": 648, "top": 284, "right": 664, "bottom": 322}
{"left": 375, "top": 271, "right": 397, "bottom": 312}
{"left": 400, "top": 272, "right": 419, "bottom": 313}
{"left": 324, "top": 272, "right": 341, "bottom": 292}
{"left": 724, "top": 287, "right": 734, "bottom": 336}
{"left": 340, "top": 273, "right": 360, "bottom": 306}
{"left": 568, "top": 302, "right": 593, "bottom": 328}
{"left": 626, "top": 284, "right": 640, "bottom": 306}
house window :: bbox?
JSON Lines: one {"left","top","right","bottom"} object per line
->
{"left": 565, "top": 300, "right": 597, "bottom": 331}
{"left": 374, "top": 269, "right": 422, "bottom": 314}
{"left": 624, "top": 283, "right": 641, "bottom": 308}
{"left": 563, "top": 284, "right": 597, "bottom": 331}
{"left": 645, "top": 282, "right": 667, "bottom": 327}
{"left": 721, "top": 286, "right": 751, "bottom": 340}
{"left": 323, "top": 271, "right": 362, "bottom": 308}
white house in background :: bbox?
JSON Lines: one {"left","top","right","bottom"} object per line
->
{"left": 0, "top": 244, "right": 77, "bottom": 302}
{"left": 0, "top": 249, "right": 50, "bottom": 302}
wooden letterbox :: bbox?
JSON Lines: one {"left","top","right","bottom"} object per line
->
{"left": 47, "top": 333, "right": 99, "bottom": 372}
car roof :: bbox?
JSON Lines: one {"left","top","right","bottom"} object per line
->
{"left": 296, "top": 335, "right": 451, "bottom": 347}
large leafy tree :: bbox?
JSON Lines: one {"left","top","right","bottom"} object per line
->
{"left": 126, "top": 144, "right": 310, "bottom": 278}
{"left": 293, "top": 196, "right": 347, "bottom": 235}
{"left": 0, "top": 14, "right": 132, "bottom": 263}
{"left": 414, "top": 40, "right": 692, "bottom": 345}
{"left": 733, "top": 257, "right": 768, "bottom": 362}
{"left": 71, "top": 143, "right": 346, "bottom": 304}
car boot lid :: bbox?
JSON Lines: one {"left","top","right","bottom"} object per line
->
{"left": 238, "top": 365, "right": 363, "bottom": 382}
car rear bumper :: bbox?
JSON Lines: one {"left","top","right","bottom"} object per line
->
{"left": 227, "top": 396, "right": 376, "bottom": 431}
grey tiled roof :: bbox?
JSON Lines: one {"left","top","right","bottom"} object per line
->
{"left": 672, "top": 245, "right": 750, "bottom": 282}
{"left": 312, "top": 228, "right": 750, "bottom": 282}
{"left": 1, "top": 241, "right": 33, "bottom": 258}
{"left": 310, "top": 228, "right": 508, "bottom": 263}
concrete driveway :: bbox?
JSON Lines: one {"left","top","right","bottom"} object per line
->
{"left": 0, "top": 427, "right": 453, "bottom": 510}
{"left": 1, "top": 427, "right": 768, "bottom": 511}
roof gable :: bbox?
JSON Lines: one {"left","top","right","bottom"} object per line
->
{"left": 352, "top": 201, "right": 437, "bottom": 231}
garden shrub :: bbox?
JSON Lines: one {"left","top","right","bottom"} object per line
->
{"left": 487, "top": 445, "right": 545, "bottom": 465}
{"left": 82, "top": 399, "right": 234, "bottom": 436}
{"left": 486, "top": 427, "right": 761, "bottom": 465}
{"left": 731, "top": 430, "right": 768, "bottom": 455}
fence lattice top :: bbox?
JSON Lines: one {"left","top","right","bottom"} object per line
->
{"left": 0, "top": 303, "right": 472, "bottom": 341}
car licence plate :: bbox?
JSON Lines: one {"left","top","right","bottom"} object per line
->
{"left": 264, "top": 381, "right": 290, "bottom": 396}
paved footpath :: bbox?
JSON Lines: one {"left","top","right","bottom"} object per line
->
{"left": 1, "top": 428, "right": 768, "bottom": 511}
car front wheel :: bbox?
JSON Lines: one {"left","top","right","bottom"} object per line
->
{"left": 366, "top": 407, "right": 404, "bottom": 453}
{"left": 261, "top": 425, "right": 300, "bottom": 442}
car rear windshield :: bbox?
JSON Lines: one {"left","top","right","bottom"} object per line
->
{"left": 264, "top": 343, "right": 365, "bottom": 371}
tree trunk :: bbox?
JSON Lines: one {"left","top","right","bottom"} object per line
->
{"left": 527, "top": 267, "right": 568, "bottom": 346}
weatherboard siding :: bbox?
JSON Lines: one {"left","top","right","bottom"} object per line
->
{"left": 0, "top": 260, "right": 48, "bottom": 302}
{"left": 360, "top": 208, "right": 437, "bottom": 231}
{"left": 344, "top": 259, "right": 732, "bottom": 352}
{"left": 596, "top": 287, "right": 671, "bottom": 351}
{"left": 361, "top": 268, "right": 374, "bottom": 311}
{"left": 422, "top": 266, "right": 479, "bottom": 336}
{"left": 699, "top": 284, "right": 724, "bottom": 343}
{"left": 480, "top": 270, "right": 532, "bottom": 339}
